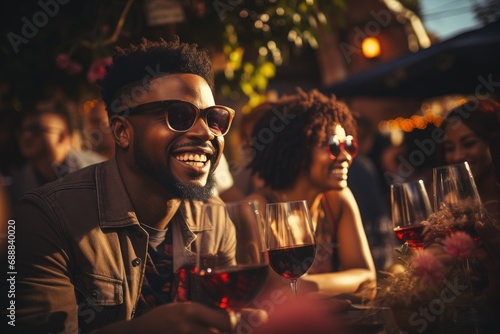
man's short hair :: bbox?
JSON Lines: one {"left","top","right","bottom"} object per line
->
{"left": 99, "top": 37, "right": 213, "bottom": 117}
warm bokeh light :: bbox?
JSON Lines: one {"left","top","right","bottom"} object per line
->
{"left": 361, "top": 37, "right": 381, "bottom": 59}
{"left": 378, "top": 114, "right": 445, "bottom": 133}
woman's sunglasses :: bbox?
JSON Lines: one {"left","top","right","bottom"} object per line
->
{"left": 328, "top": 135, "right": 358, "bottom": 159}
{"left": 121, "top": 100, "right": 235, "bottom": 136}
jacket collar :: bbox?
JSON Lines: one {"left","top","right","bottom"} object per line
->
{"left": 94, "top": 157, "right": 218, "bottom": 231}
{"left": 94, "top": 157, "right": 160, "bottom": 228}
{"left": 95, "top": 157, "right": 137, "bottom": 228}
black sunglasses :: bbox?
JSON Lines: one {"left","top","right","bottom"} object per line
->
{"left": 328, "top": 135, "right": 358, "bottom": 159}
{"left": 121, "top": 100, "right": 235, "bottom": 136}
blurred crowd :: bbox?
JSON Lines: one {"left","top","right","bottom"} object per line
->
{"left": 0, "top": 85, "right": 112, "bottom": 219}
{"left": 1, "top": 35, "right": 499, "bottom": 334}
{"left": 1, "top": 81, "right": 500, "bottom": 273}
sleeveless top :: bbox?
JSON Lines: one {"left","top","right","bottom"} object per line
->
{"left": 309, "top": 195, "right": 341, "bottom": 273}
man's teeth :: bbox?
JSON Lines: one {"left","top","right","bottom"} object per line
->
{"left": 175, "top": 153, "right": 208, "bottom": 167}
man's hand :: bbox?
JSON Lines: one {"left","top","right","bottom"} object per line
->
{"left": 96, "top": 302, "right": 232, "bottom": 334}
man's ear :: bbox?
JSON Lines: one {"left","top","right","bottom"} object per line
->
{"left": 110, "top": 115, "right": 132, "bottom": 149}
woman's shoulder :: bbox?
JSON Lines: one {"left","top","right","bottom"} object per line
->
{"left": 323, "top": 188, "right": 359, "bottom": 216}
{"left": 324, "top": 188, "right": 356, "bottom": 204}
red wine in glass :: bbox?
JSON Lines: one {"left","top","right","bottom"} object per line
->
{"left": 268, "top": 244, "right": 316, "bottom": 280}
{"left": 198, "top": 263, "right": 268, "bottom": 310}
{"left": 266, "top": 200, "right": 316, "bottom": 297}
{"left": 394, "top": 225, "right": 426, "bottom": 248}
{"left": 195, "top": 201, "right": 269, "bottom": 311}
{"left": 391, "top": 180, "right": 433, "bottom": 249}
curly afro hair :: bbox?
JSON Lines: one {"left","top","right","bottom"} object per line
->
{"left": 248, "top": 88, "right": 356, "bottom": 190}
{"left": 99, "top": 36, "right": 213, "bottom": 117}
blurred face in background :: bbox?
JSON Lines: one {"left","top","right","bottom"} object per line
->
{"left": 18, "top": 113, "right": 71, "bottom": 164}
{"left": 84, "top": 101, "right": 115, "bottom": 158}
{"left": 443, "top": 122, "right": 493, "bottom": 181}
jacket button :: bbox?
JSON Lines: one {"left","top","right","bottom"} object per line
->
{"left": 91, "top": 290, "right": 100, "bottom": 298}
{"left": 132, "top": 258, "right": 142, "bottom": 267}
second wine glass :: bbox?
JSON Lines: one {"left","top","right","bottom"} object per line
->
{"left": 195, "top": 200, "right": 268, "bottom": 310}
{"left": 265, "top": 200, "right": 316, "bottom": 297}
{"left": 433, "top": 161, "right": 483, "bottom": 238}
{"left": 391, "top": 180, "right": 433, "bottom": 249}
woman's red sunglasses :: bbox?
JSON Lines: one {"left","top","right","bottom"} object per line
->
{"left": 328, "top": 135, "right": 358, "bottom": 159}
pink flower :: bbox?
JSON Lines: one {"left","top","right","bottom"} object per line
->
{"left": 55, "top": 54, "right": 82, "bottom": 75}
{"left": 55, "top": 53, "right": 70, "bottom": 69}
{"left": 87, "top": 57, "right": 112, "bottom": 83}
{"left": 66, "top": 62, "right": 82, "bottom": 75}
{"left": 442, "top": 231, "right": 475, "bottom": 259}
{"left": 412, "top": 250, "right": 445, "bottom": 283}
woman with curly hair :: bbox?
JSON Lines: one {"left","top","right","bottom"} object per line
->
{"left": 246, "top": 88, "right": 376, "bottom": 298}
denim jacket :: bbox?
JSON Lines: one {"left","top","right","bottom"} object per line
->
{"left": 12, "top": 158, "right": 234, "bottom": 333}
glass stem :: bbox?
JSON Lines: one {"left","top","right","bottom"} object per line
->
{"left": 461, "top": 258, "right": 480, "bottom": 333}
{"left": 290, "top": 279, "right": 298, "bottom": 297}
{"left": 461, "top": 258, "right": 473, "bottom": 295}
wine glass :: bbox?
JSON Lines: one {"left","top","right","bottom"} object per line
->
{"left": 391, "top": 180, "right": 433, "bottom": 249}
{"left": 194, "top": 200, "right": 268, "bottom": 311}
{"left": 434, "top": 162, "right": 485, "bottom": 330}
{"left": 433, "top": 162, "right": 483, "bottom": 238}
{"left": 265, "top": 200, "right": 316, "bottom": 297}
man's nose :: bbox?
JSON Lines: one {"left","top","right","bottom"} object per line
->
{"left": 186, "top": 117, "right": 215, "bottom": 141}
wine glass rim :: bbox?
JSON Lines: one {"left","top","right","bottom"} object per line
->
{"left": 224, "top": 199, "right": 260, "bottom": 207}
{"left": 265, "top": 199, "right": 308, "bottom": 206}
{"left": 391, "top": 179, "right": 425, "bottom": 187}
{"left": 433, "top": 161, "right": 470, "bottom": 170}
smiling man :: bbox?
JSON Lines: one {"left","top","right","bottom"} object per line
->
{"left": 12, "top": 38, "right": 237, "bottom": 333}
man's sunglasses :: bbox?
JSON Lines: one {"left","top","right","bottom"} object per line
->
{"left": 328, "top": 135, "right": 358, "bottom": 159}
{"left": 121, "top": 100, "right": 235, "bottom": 136}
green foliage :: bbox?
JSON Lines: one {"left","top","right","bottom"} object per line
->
{"left": 0, "top": 0, "right": 346, "bottom": 109}
{"left": 214, "top": 0, "right": 346, "bottom": 112}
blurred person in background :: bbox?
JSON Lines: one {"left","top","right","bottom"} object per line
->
{"left": 213, "top": 153, "right": 246, "bottom": 202}
{"left": 348, "top": 113, "right": 394, "bottom": 272}
{"left": 439, "top": 98, "right": 500, "bottom": 315}
{"left": 8, "top": 99, "right": 105, "bottom": 204}
{"left": 438, "top": 98, "right": 500, "bottom": 220}
{"left": 82, "top": 98, "right": 115, "bottom": 159}
{"left": 231, "top": 104, "right": 268, "bottom": 197}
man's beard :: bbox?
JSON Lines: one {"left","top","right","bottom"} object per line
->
{"left": 171, "top": 171, "right": 216, "bottom": 201}
{"left": 134, "top": 141, "right": 216, "bottom": 201}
